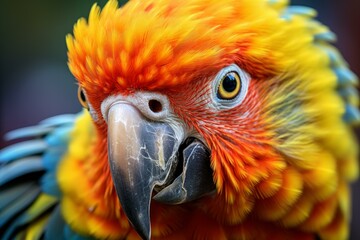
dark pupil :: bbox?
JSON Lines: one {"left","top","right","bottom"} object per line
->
{"left": 222, "top": 74, "right": 237, "bottom": 92}
{"left": 80, "top": 90, "right": 86, "bottom": 102}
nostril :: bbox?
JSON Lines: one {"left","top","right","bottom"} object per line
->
{"left": 148, "top": 99, "right": 163, "bottom": 113}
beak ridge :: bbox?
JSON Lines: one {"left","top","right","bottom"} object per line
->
{"left": 107, "top": 102, "right": 181, "bottom": 239}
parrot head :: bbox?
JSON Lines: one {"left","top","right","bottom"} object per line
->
{"left": 66, "top": 0, "right": 356, "bottom": 238}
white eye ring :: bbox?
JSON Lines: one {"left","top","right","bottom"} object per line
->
{"left": 210, "top": 64, "right": 251, "bottom": 110}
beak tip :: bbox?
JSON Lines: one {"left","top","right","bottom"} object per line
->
{"left": 113, "top": 182, "right": 152, "bottom": 240}
{"left": 128, "top": 214, "right": 151, "bottom": 240}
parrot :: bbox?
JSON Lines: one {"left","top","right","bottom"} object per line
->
{"left": 0, "top": 0, "right": 359, "bottom": 239}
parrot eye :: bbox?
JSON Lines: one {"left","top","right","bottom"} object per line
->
{"left": 78, "top": 86, "right": 89, "bottom": 110}
{"left": 212, "top": 64, "right": 250, "bottom": 109}
{"left": 217, "top": 72, "right": 241, "bottom": 100}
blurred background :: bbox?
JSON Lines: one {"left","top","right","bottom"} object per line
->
{"left": 0, "top": 0, "right": 359, "bottom": 238}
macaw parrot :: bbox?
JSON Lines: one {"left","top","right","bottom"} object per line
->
{"left": 0, "top": 0, "right": 359, "bottom": 239}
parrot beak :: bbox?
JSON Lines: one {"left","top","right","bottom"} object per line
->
{"left": 107, "top": 101, "right": 215, "bottom": 239}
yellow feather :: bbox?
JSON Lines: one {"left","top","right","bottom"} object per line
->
{"left": 25, "top": 215, "right": 50, "bottom": 240}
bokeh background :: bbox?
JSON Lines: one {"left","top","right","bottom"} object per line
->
{"left": 0, "top": 0, "right": 359, "bottom": 238}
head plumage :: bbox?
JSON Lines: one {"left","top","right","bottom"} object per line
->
{"left": 66, "top": 0, "right": 298, "bottom": 96}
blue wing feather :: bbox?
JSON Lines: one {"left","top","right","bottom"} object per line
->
{"left": 0, "top": 158, "right": 44, "bottom": 186}
{"left": 2, "top": 194, "right": 57, "bottom": 240}
{"left": 338, "top": 86, "right": 359, "bottom": 105}
{"left": 314, "top": 31, "right": 336, "bottom": 42}
{"left": 0, "top": 140, "right": 48, "bottom": 164}
{"left": 39, "top": 114, "right": 77, "bottom": 127}
{"left": 0, "top": 113, "right": 82, "bottom": 239}
{"left": 284, "top": 6, "right": 316, "bottom": 17}
{"left": 0, "top": 183, "right": 36, "bottom": 212}
{"left": 45, "top": 125, "right": 73, "bottom": 148}
{"left": 335, "top": 67, "right": 358, "bottom": 86}
{"left": 4, "top": 126, "right": 53, "bottom": 141}
{"left": 42, "top": 149, "right": 65, "bottom": 172}
{"left": 41, "top": 172, "right": 62, "bottom": 197}
{"left": 43, "top": 205, "right": 66, "bottom": 239}
{"left": 0, "top": 186, "right": 40, "bottom": 229}
{"left": 344, "top": 104, "right": 360, "bottom": 123}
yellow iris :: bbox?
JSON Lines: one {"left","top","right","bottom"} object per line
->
{"left": 217, "top": 72, "right": 241, "bottom": 100}
{"left": 77, "top": 86, "right": 89, "bottom": 109}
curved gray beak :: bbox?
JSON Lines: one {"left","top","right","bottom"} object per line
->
{"left": 107, "top": 102, "right": 215, "bottom": 239}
